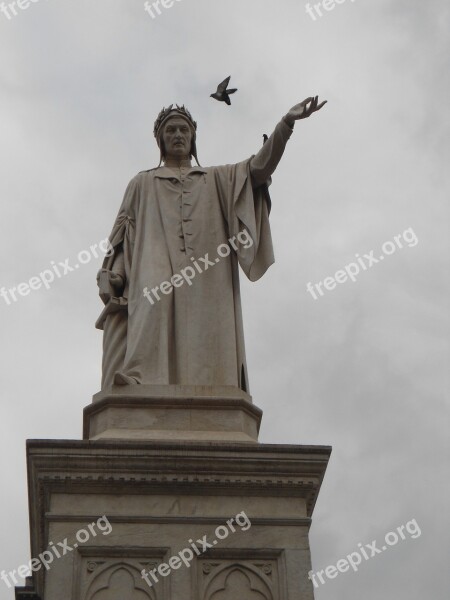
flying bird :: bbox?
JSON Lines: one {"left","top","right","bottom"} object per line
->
{"left": 210, "top": 76, "right": 238, "bottom": 105}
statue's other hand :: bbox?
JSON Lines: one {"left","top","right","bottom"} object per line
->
{"left": 109, "top": 272, "right": 124, "bottom": 292}
{"left": 284, "top": 96, "right": 327, "bottom": 126}
{"left": 97, "top": 269, "right": 124, "bottom": 303}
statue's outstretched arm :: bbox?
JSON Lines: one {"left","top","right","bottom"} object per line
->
{"left": 250, "top": 96, "right": 327, "bottom": 187}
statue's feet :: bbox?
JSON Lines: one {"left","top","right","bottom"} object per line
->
{"left": 113, "top": 372, "right": 139, "bottom": 385}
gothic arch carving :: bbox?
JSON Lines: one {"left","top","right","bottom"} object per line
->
{"left": 203, "top": 563, "right": 274, "bottom": 600}
{"left": 84, "top": 562, "right": 156, "bottom": 600}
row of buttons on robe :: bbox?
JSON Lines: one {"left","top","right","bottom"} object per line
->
{"left": 176, "top": 167, "right": 194, "bottom": 254}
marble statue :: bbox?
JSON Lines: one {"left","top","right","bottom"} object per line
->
{"left": 97, "top": 97, "right": 326, "bottom": 390}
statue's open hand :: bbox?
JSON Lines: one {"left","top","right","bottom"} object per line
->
{"left": 284, "top": 96, "right": 327, "bottom": 126}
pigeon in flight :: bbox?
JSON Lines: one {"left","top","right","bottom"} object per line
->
{"left": 210, "top": 76, "right": 238, "bottom": 105}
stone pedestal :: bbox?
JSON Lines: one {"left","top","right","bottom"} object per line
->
{"left": 17, "top": 388, "right": 331, "bottom": 600}
{"left": 84, "top": 385, "right": 262, "bottom": 443}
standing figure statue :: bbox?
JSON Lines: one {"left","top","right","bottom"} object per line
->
{"left": 97, "top": 97, "right": 326, "bottom": 390}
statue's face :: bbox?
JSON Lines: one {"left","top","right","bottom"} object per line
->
{"left": 162, "top": 117, "right": 193, "bottom": 160}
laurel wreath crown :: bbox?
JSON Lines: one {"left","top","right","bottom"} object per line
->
{"left": 153, "top": 104, "right": 197, "bottom": 139}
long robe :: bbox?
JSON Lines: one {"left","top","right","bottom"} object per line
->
{"left": 98, "top": 119, "right": 293, "bottom": 390}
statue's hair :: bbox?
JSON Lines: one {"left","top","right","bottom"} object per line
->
{"left": 154, "top": 104, "right": 200, "bottom": 166}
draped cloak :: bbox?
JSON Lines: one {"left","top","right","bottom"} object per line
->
{"left": 98, "top": 119, "right": 293, "bottom": 391}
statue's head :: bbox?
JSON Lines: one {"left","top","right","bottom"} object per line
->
{"left": 153, "top": 104, "right": 200, "bottom": 166}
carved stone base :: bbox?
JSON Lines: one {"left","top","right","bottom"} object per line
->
{"left": 84, "top": 385, "right": 262, "bottom": 443}
{"left": 22, "top": 439, "right": 330, "bottom": 600}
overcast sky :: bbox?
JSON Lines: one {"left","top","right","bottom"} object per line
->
{"left": 0, "top": 0, "right": 449, "bottom": 598}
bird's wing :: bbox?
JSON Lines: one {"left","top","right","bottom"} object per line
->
{"left": 217, "top": 76, "right": 231, "bottom": 93}
{"left": 224, "top": 94, "right": 231, "bottom": 106}
{"left": 226, "top": 88, "right": 237, "bottom": 94}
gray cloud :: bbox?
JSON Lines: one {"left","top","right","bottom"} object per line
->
{"left": 0, "top": 0, "right": 449, "bottom": 598}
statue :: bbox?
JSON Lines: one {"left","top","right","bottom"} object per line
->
{"left": 97, "top": 97, "right": 326, "bottom": 391}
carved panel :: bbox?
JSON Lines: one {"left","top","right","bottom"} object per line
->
{"left": 72, "top": 548, "right": 167, "bottom": 600}
{"left": 199, "top": 558, "right": 282, "bottom": 600}
{"left": 85, "top": 563, "right": 155, "bottom": 600}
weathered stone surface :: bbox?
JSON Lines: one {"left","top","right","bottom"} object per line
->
{"left": 24, "top": 439, "right": 330, "bottom": 599}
